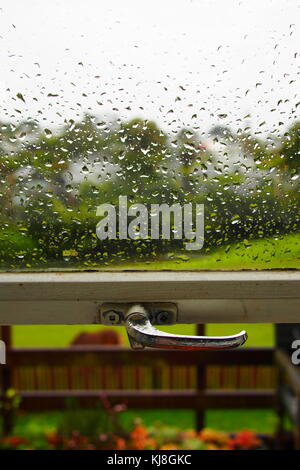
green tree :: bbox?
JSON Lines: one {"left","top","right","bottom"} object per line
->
{"left": 174, "top": 128, "right": 207, "bottom": 193}
{"left": 111, "top": 118, "right": 168, "bottom": 183}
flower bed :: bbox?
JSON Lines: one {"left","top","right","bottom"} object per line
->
{"left": 0, "top": 397, "right": 268, "bottom": 450}
{"left": 0, "top": 424, "right": 265, "bottom": 450}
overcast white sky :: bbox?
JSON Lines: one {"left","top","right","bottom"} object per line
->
{"left": 0, "top": 0, "right": 299, "bottom": 136}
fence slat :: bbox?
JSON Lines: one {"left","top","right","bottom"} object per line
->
{"left": 8, "top": 347, "right": 274, "bottom": 367}
{"left": 0, "top": 389, "right": 274, "bottom": 412}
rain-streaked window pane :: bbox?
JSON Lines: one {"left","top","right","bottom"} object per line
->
{"left": 0, "top": 0, "right": 299, "bottom": 270}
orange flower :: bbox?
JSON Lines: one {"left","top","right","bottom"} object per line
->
{"left": 181, "top": 429, "right": 197, "bottom": 439}
{"left": 144, "top": 438, "right": 157, "bottom": 450}
{"left": 115, "top": 437, "right": 126, "bottom": 450}
{"left": 199, "top": 428, "right": 218, "bottom": 442}
{"left": 132, "top": 438, "right": 147, "bottom": 450}
{"left": 199, "top": 428, "right": 229, "bottom": 446}
{"left": 160, "top": 443, "right": 179, "bottom": 450}
{"left": 130, "top": 424, "right": 150, "bottom": 449}
{"left": 130, "top": 425, "right": 148, "bottom": 441}
{"left": 206, "top": 443, "right": 219, "bottom": 450}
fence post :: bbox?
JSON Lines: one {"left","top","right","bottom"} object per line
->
{"left": 0, "top": 326, "right": 13, "bottom": 435}
{"left": 196, "top": 324, "right": 205, "bottom": 431}
{"left": 293, "top": 395, "right": 300, "bottom": 450}
{"left": 274, "top": 361, "right": 285, "bottom": 449}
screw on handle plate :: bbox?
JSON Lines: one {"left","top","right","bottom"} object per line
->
{"left": 100, "top": 302, "right": 177, "bottom": 325}
{"left": 125, "top": 304, "right": 247, "bottom": 351}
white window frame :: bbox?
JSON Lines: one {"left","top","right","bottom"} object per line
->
{"left": 0, "top": 271, "right": 299, "bottom": 324}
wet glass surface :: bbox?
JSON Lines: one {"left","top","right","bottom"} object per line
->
{"left": 0, "top": 0, "right": 299, "bottom": 271}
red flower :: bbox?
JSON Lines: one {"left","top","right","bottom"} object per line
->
{"left": 46, "top": 431, "right": 61, "bottom": 446}
{"left": 4, "top": 436, "right": 28, "bottom": 448}
{"left": 230, "top": 430, "right": 261, "bottom": 450}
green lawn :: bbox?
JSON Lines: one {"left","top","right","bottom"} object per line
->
{"left": 11, "top": 231, "right": 299, "bottom": 271}
{"left": 119, "top": 232, "right": 300, "bottom": 270}
{"left": 13, "top": 323, "right": 274, "bottom": 347}
{"left": 7, "top": 408, "right": 278, "bottom": 437}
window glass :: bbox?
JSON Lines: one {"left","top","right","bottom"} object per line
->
{"left": 0, "top": 0, "right": 299, "bottom": 271}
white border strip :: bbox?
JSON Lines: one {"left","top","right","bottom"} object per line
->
{"left": 0, "top": 271, "right": 299, "bottom": 324}
{"left": 0, "top": 271, "right": 299, "bottom": 300}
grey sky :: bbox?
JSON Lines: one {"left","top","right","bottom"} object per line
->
{"left": 0, "top": 0, "right": 299, "bottom": 136}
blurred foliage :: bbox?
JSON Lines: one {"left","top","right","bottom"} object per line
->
{"left": 0, "top": 115, "right": 299, "bottom": 268}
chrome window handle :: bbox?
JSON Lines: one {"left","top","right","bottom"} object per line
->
{"left": 125, "top": 304, "right": 247, "bottom": 350}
